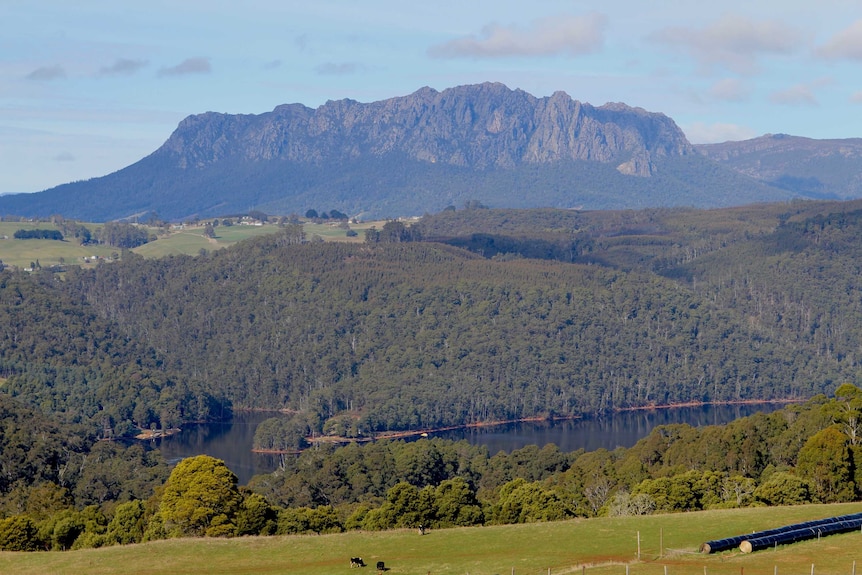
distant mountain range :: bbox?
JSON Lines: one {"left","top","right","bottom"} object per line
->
{"left": 697, "top": 134, "right": 862, "bottom": 200}
{"left": 1, "top": 83, "right": 859, "bottom": 222}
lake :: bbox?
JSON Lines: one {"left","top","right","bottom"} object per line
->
{"left": 155, "top": 403, "right": 786, "bottom": 485}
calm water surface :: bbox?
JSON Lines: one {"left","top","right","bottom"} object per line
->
{"left": 156, "top": 403, "right": 785, "bottom": 485}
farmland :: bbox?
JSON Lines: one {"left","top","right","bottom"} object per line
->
{"left": 1, "top": 503, "right": 861, "bottom": 575}
{"left": 0, "top": 219, "right": 382, "bottom": 269}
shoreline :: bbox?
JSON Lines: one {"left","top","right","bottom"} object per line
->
{"left": 251, "top": 398, "right": 802, "bottom": 454}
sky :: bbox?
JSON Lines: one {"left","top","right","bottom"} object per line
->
{"left": 3, "top": 1, "right": 862, "bottom": 195}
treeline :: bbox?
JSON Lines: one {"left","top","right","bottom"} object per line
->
{"left": 3, "top": 386, "right": 860, "bottom": 551}
{"left": 13, "top": 229, "right": 63, "bottom": 240}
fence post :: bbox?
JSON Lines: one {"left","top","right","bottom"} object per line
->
{"left": 811, "top": 564, "right": 815, "bottom": 575}
{"left": 774, "top": 565, "right": 778, "bottom": 575}
{"left": 637, "top": 531, "right": 641, "bottom": 560}
{"left": 660, "top": 527, "right": 663, "bottom": 559}
{"left": 853, "top": 560, "right": 856, "bottom": 575}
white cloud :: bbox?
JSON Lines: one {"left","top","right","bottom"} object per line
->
{"left": 770, "top": 78, "right": 832, "bottom": 106}
{"left": 650, "top": 15, "right": 803, "bottom": 75}
{"left": 25, "top": 65, "right": 66, "bottom": 81}
{"left": 157, "top": 57, "right": 212, "bottom": 77}
{"left": 817, "top": 20, "right": 862, "bottom": 60}
{"left": 99, "top": 58, "right": 149, "bottom": 76}
{"left": 428, "top": 13, "right": 607, "bottom": 59}
{"left": 708, "top": 78, "right": 750, "bottom": 102}
{"left": 684, "top": 122, "right": 757, "bottom": 144}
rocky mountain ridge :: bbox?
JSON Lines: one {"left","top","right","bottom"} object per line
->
{"left": 161, "top": 82, "right": 693, "bottom": 177}
{"left": 0, "top": 83, "right": 798, "bottom": 221}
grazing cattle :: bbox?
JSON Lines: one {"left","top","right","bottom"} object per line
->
{"left": 376, "top": 561, "right": 386, "bottom": 571}
{"left": 350, "top": 557, "right": 365, "bottom": 567}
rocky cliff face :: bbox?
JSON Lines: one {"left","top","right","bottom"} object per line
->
{"left": 0, "top": 83, "right": 796, "bottom": 222}
{"left": 159, "top": 82, "right": 694, "bottom": 177}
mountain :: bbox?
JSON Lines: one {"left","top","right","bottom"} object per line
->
{"left": 0, "top": 83, "right": 795, "bottom": 222}
{"left": 696, "top": 134, "right": 862, "bottom": 200}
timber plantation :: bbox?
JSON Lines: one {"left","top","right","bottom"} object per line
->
{"left": 4, "top": 200, "right": 862, "bottom": 560}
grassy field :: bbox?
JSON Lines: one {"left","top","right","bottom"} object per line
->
{"left": 0, "top": 220, "right": 384, "bottom": 268}
{"left": 1, "top": 504, "right": 861, "bottom": 575}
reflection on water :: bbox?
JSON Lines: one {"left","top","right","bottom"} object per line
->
{"left": 433, "top": 403, "right": 784, "bottom": 455}
{"left": 155, "top": 403, "right": 785, "bottom": 485}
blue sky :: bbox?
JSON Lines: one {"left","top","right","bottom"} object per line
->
{"left": 3, "top": 0, "right": 862, "bottom": 195}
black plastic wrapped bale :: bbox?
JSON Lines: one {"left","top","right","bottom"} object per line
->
{"left": 739, "top": 516, "right": 862, "bottom": 553}
{"left": 700, "top": 512, "right": 862, "bottom": 553}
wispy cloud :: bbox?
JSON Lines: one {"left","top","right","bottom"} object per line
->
{"left": 851, "top": 91, "right": 862, "bottom": 104}
{"left": 650, "top": 15, "right": 803, "bottom": 75}
{"left": 53, "top": 152, "right": 75, "bottom": 162}
{"left": 315, "top": 62, "right": 362, "bottom": 76}
{"left": 264, "top": 59, "right": 282, "bottom": 70}
{"left": 708, "top": 78, "right": 751, "bottom": 102}
{"left": 296, "top": 34, "right": 309, "bottom": 53}
{"left": 158, "top": 57, "right": 211, "bottom": 77}
{"left": 99, "top": 58, "right": 148, "bottom": 76}
{"left": 684, "top": 122, "right": 757, "bottom": 144}
{"left": 817, "top": 19, "right": 862, "bottom": 60}
{"left": 770, "top": 78, "right": 832, "bottom": 106}
{"left": 26, "top": 65, "right": 66, "bottom": 81}
{"left": 429, "top": 13, "right": 607, "bottom": 59}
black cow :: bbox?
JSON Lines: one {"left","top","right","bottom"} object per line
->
{"left": 350, "top": 557, "right": 365, "bottom": 568}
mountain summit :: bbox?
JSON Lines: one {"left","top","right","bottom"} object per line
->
{"left": 162, "top": 82, "right": 693, "bottom": 175}
{"left": 0, "top": 83, "right": 790, "bottom": 221}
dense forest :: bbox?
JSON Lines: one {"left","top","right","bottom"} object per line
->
{"left": 4, "top": 200, "right": 862, "bottom": 438}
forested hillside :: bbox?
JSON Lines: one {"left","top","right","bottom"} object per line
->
{"left": 4, "top": 200, "right": 862, "bottom": 438}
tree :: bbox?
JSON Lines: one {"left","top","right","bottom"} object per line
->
{"left": 236, "top": 493, "right": 277, "bottom": 536}
{"left": 305, "top": 209, "right": 319, "bottom": 219}
{"left": 493, "top": 478, "right": 572, "bottom": 524}
{"left": 605, "top": 491, "right": 655, "bottom": 517}
{"left": 158, "top": 455, "right": 243, "bottom": 537}
{"left": 0, "top": 515, "right": 41, "bottom": 551}
{"left": 796, "top": 426, "right": 855, "bottom": 503}
{"left": 829, "top": 383, "right": 862, "bottom": 445}
{"left": 247, "top": 210, "right": 268, "bottom": 223}
{"left": 106, "top": 500, "right": 147, "bottom": 545}
{"left": 753, "top": 472, "right": 810, "bottom": 506}
{"left": 433, "top": 477, "right": 484, "bottom": 527}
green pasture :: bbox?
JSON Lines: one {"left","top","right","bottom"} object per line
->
{"left": 0, "top": 220, "right": 385, "bottom": 268}
{"left": 0, "top": 222, "right": 116, "bottom": 269}
{"left": 1, "top": 503, "right": 860, "bottom": 575}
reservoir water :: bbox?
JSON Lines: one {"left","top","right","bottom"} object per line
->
{"left": 155, "top": 403, "right": 785, "bottom": 485}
